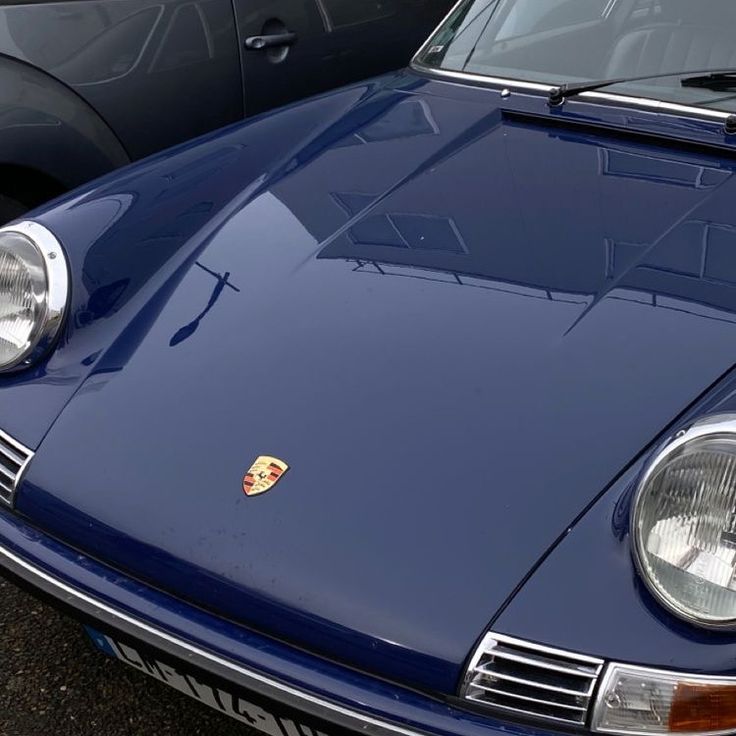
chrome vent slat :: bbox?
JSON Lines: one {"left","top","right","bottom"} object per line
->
{"left": 462, "top": 632, "right": 604, "bottom": 728}
{"left": 0, "top": 445, "right": 24, "bottom": 468}
{"left": 0, "top": 463, "right": 17, "bottom": 482}
{"left": 468, "top": 683, "right": 588, "bottom": 712}
{"left": 466, "top": 695, "right": 589, "bottom": 726}
{"left": 0, "top": 429, "right": 33, "bottom": 506}
{"left": 474, "top": 669, "right": 594, "bottom": 697}
{"left": 482, "top": 646, "right": 599, "bottom": 678}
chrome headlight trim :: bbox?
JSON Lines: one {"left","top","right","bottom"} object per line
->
{"left": 0, "top": 220, "right": 69, "bottom": 372}
{"left": 631, "top": 414, "right": 736, "bottom": 629}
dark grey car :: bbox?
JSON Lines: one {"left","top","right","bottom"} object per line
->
{"left": 0, "top": 0, "right": 451, "bottom": 222}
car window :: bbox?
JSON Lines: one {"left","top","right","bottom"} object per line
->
{"left": 314, "top": 0, "right": 393, "bottom": 30}
{"left": 415, "top": 0, "right": 736, "bottom": 113}
{"left": 496, "top": 0, "right": 608, "bottom": 40}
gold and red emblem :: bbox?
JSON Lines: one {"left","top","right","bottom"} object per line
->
{"left": 243, "top": 456, "right": 289, "bottom": 497}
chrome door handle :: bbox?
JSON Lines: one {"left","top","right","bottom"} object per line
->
{"left": 244, "top": 32, "right": 297, "bottom": 50}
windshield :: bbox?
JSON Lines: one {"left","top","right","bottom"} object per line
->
{"left": 415, "top": 0, "right": 736, "bottom": 112}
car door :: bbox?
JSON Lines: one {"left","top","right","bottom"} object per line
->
{"left": 234, "top": 0, "right": 451, "bottom": 117}
{"left": 312, "top": 0, "right": 450, "bottom": 86}
{"left": 233, "top": 0, "right": 327, "bottom": 116}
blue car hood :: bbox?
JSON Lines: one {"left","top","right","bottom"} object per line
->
{"left": 15, "top": 74, "right": 736, "bottom": 693}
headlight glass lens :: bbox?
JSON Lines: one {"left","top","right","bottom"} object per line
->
{"left": 633, "top": 430, "right": 736, "bottom": 625}
{"left": 0, "top": 232, "right": 48, "bottom": 369}
{"left": 0, "top": 224, "right": 68, "bottom": 372}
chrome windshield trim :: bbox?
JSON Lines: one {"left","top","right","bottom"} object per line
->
{"left": 409, "top": 62, "right": 732, "bottom": 124}
{"left": 410, "top": 62, "right": 553, "bottom": 93}
{"left": 0, "top": 540, "right": 429, "bottom": 736}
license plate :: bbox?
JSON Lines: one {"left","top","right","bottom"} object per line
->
{"left": 85, "top": 627, "right": 333, "bottom": 736}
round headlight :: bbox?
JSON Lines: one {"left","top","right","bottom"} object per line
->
{"left": 632, "top": 415, "right": 736, "bottom": 627}
{"left": 0, "top": 221, "right": 68, "bottom": 372}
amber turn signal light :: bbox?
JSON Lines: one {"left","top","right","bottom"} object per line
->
{"left": 592, "top": 663, "right": 736, "bottom": 736}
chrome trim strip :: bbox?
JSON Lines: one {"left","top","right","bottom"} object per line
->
{"left": 0, "top": 464, "right": 16, "bottom": 482}
{"left": 476, "top": 633, "right": 605, "bottom": 667}
{"left": 468, "top": 684, "right": 587, "bottom": 713}
{"left": 411, "top": 63, "right": 552, "bottom": 93}
{"left": 0, "top": 220, "right": 70, "bottom": 373}
{"left": 465, "top": 696, "right": 586, "bottom": 726}
{"left": 475, "top": 669, "right": 597, "bottom": 698}
{"left": 0, "top": 441, "right": 28, "bottom": 467}
{"left": 0, "top": 540, "right": 429, "bottom": 736}
{"left": 483, "top": 648, "right": 599, "bottom": 677}
{"left": 0, "top": 429, "right": 33, "bottom": 507}
{"left": 409, "top": 62, "right": 732, "bottom": 124}
{"left": 411, "top": 0, "right": 467, "bottom": 66}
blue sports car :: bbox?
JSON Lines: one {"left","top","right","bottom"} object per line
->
{"left": 5, "top": 0, "right": 736, "bottom": 733}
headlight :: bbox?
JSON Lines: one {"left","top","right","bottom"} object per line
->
{"left": 632, "top": 415, "right": 736, "bottom": 627}
{"left": 0, "top": 221, "right": 68, "bottom": 372}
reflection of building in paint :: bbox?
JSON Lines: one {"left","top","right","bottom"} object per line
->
{"left": 304, "top": 133, "right": 736, "bottom": 328}
{"left": 599, "top": 147, "right": 729, "bottom": 189}
{"left": 606, "top": 222, "right": 736, "bottom": 284}
{"left": 333, "top": 192, "right": 467, "bottom": 254}
{"left": 344, "top": 258, "right": 736, "bottom": 327}
{"left": 333, "top": 99, "right": 440, "bottom": 146}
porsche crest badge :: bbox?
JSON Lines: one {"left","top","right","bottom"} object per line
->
{"left": 243, "top": 456, "right": 289, "bottom": 497}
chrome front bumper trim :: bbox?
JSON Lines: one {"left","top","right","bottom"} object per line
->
{"left": 0, "top": 540, "right": 428, "bottom": 736}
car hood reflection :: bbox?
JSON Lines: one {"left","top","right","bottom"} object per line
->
{"left": 18, "top": 76, "right": 736, "bottom": 694}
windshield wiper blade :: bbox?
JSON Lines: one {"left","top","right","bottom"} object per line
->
{"left": 681, "top": 71, "right": 736, "bottom": 89}
{"left": 548, "top": 67, "right": 736, "bottom": 106}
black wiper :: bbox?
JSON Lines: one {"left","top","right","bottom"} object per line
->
{"left": 681, "top": 71, "right": 736, "bottom": 89}
{"left": 548, "top": 67, "right": 736, "bottom": 105}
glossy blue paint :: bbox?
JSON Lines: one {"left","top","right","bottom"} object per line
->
{"left": 5, "top": 69, "right": 736, "bottom": 703}
{"left": 0, "top": 505, "right": 556, "bottom": 736}
{"left": 494, "top": 366, "right": 736, "bottom": 674}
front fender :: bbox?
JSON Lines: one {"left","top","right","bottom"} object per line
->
{"left": 491, "top": 364, "right": 736, "bottom": 676}
{"left": 0, "top": 74, "right": 401, "bottom": 449}
{"left": 0, "top": 55, "right": 129, "bottom": 190}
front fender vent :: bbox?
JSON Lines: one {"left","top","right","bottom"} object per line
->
{"left": 461, "top": 632, "right": 604, "bottom": 727}
{"left": 0, "top": 429, "right": 33, "bottom": 506}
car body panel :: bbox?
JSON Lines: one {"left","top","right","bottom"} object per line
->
{"left": 0, "top": 78, "right": 385, "bottom": 449}
{"left": 0, "top": 0, "right": 243, "bottom": 159}
{"left": 234, "top": 0, "right": 452, "bottom": 116}
{"left": 493, "top": 370, "right": 736, "bottom": 675}
{"left": 0, "top": 502, "right": 565, "bottom": 736}
{"left": 8, "top": 73, "right": 736, "bottom": 692}
{"left": 0, "top": 0, "right": 451, "bottom": 214}
{"left": 0, "top": 54, "right": 130, "bottom": 190}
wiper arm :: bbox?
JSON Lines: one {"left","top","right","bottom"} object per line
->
{"left": 681, "top": 71, "right": 736, "bottom": 89}
{"left": 547, "top": 67, "right": 736, "bottom": 106}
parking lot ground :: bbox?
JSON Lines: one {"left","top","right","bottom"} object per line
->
{"left": 0, "top": 577, "right": 254, "bottom": 736}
